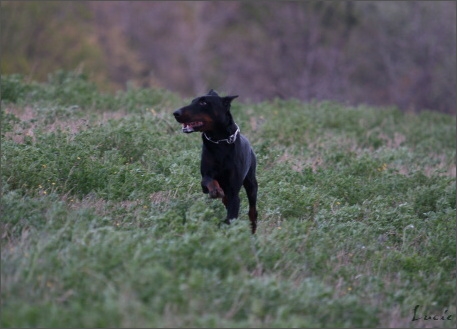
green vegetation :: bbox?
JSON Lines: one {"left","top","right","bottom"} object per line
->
{"left": 1, "top": 72, "right": 456, "bottom": 328}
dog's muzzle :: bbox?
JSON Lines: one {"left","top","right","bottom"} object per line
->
{"left": 173, "top": 109, "right": 204, "bottom": 133}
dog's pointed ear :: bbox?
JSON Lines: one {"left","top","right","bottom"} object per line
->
{"left": 222, "top": 95, "right": 239, "bottom": 108}
{"left": 207, "top": 89, "right": 219, "bottom": 96}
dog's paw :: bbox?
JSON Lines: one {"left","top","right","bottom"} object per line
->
{"left": 203, "top": 179, "right": 225, "bottom": 198}
{"left": 209, "top": 186, "right": 225, "bottom": 199}
{"left": 222, "top": 218, "right": 236, "bottom": 225}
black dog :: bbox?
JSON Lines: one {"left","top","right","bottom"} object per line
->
{"left": 173, "top": 90, "right": 258, "bottom": 233}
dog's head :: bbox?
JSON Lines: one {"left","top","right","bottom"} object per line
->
{"left": 173, "top": 90, "right": 238, "bottom": 133}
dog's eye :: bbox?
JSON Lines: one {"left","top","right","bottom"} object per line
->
{"left": 199, "top": 100, "right": 207, "bottom": 106}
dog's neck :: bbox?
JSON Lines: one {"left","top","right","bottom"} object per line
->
{"left": 203, "top": 122, "right": 239, "bottom": 144}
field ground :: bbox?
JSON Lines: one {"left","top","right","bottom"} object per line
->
{"left": 1, "top": 72, "right": 456, "bottom": 328}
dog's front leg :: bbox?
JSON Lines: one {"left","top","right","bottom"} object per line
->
{"left": 201, "top": 176, "right": 225, "bottom": 199}
{"left": 223, "top": 194, "right": 240, "bottom": 224}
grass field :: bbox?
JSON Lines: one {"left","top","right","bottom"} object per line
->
{"left": 1, "top": 72, "right": 456, "bottom": 328}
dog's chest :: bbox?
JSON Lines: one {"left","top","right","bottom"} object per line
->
{"left": 201, "top": 142, "right": 251, "bottom": 178}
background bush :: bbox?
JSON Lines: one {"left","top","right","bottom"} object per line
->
{"left": 1, "top": 2, "right": 455, "bottom": 113}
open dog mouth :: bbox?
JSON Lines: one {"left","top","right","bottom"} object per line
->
{"left": 182, "top": 121, "right": 204, "bottom": 133}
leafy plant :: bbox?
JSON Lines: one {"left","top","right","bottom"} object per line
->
{"left": 1, "top": 73, "right": 455, "bottom": 328}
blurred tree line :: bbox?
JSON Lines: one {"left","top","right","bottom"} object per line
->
{"left": 1, "top": 1, "right": 455, "bottom": 113}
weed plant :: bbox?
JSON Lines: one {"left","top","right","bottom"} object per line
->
{"left": 1, "top": 72, "right": 456, "bottom": 327}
